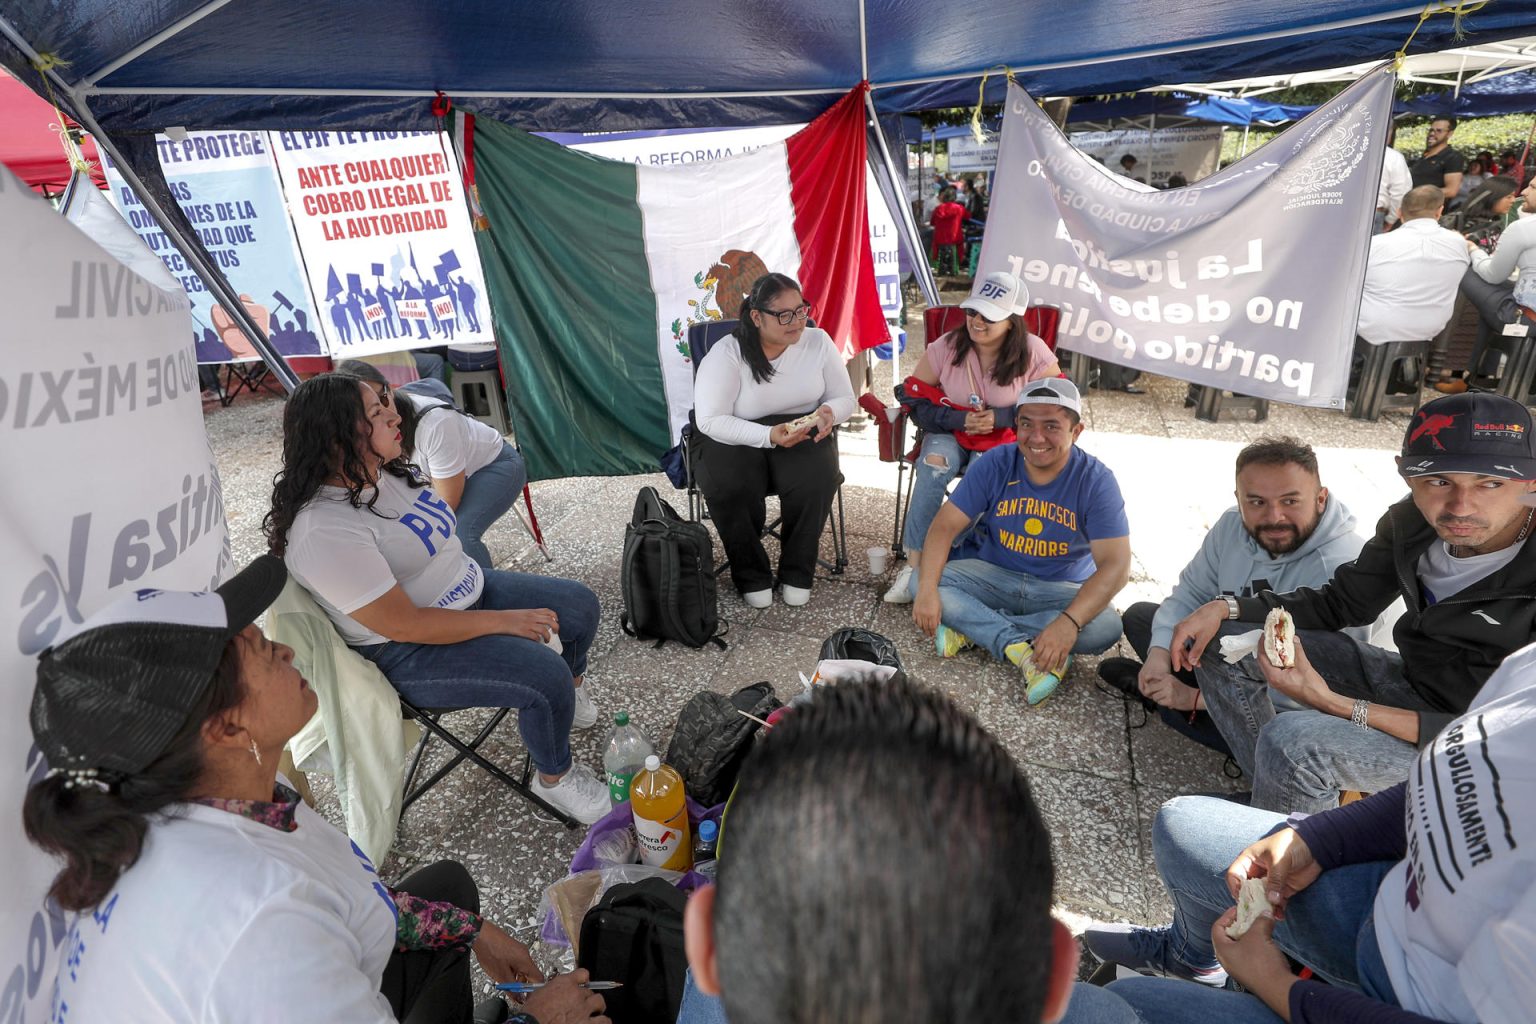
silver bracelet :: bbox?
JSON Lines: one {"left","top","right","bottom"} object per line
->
{"left": 1350, "top": 699, "right": 1370, "bottom": 730}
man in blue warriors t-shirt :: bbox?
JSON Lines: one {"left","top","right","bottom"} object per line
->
{"left": 912, "top": 378, "right": 1131, "bottom": 704}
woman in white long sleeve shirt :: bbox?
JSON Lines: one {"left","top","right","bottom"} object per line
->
{"left": 692, "top": 272, "right": 854, "bottom": 607}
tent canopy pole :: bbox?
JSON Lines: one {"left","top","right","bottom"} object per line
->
{"left": 866, "top": 92, "right": 938, "bottom": 307}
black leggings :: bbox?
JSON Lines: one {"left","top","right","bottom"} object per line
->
{"left": 693, "top": 416, "right": 840, "bottom": 593}
{"left": 382, "top": 860, "right": 479, "bottom": 1024}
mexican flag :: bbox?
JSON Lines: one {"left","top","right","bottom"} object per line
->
{"left": 464, "top": 85, "right": 888, "bottom": 480}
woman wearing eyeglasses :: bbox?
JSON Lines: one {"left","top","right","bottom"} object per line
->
{"left": 884, "top": 272, "right": 1060, "bottom": 605}
{"left": 692, "top": 272, "right": 855, "bottom": 608}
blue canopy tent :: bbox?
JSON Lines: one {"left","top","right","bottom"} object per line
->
{"left": 3, "top": 1, "right": 1536, "bottom": 385}
{"left": 1399, "top": 68, "right": 1536, "bottom": 116}
{"left": 1064, "top": 94, "right": 1317, "bottom": 127}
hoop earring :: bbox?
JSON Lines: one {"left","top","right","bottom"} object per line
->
{"left": 249, "top": 738, "right": 262, "bottom": 766}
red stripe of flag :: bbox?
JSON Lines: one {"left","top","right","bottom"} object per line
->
{"left": 784, "top": 82, "right": 889, "bottom": 358}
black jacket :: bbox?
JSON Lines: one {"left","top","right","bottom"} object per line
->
{"left": 1236, "top": 496, "right": 1536, "bottom": 743}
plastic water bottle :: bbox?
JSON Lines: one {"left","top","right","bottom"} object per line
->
{"left": 693, "top": 819, "right": 719, "bottom": 880}
{"left": 630, "top": 755, "right": 692, "bottom": 870}
{"left": 603, "top": 711, "right": 655, "bottom": 806}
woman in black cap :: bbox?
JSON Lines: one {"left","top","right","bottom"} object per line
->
{"left": 22, "top": 557, "right": 608, "bottom": 1024}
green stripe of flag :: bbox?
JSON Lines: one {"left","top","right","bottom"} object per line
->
{"left": 471, "top": 117, "right": 671, "bottom": 480}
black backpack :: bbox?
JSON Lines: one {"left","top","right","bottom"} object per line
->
{"left": 621, "top": 486, "right": 727, "bottom": 649}
{"left": 576, "top": 877, "right": 688, "bottom": 1024}
{"left": 664, "top": 682, "right": 781, "bottom": 807}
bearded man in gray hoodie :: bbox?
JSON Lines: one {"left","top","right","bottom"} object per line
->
{"left": 1098, "top": 437, "right": 1365, "bottom": 755}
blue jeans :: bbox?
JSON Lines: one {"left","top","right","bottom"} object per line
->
{"left": 456, "top": 441, "right": 528, "bottom": 571}
{"left": 1196, "top": 630, "right": 1428, "bottom": 812}
{"left": 933, "top": 558, "right": 1123, "bottom": 662}
{"left": 1054, "top": 795, "right": 1399, "bottom": 1024}
{"left": 902, "top": 432, "right": 975, "bottom": 553}
{"left": 675, "top": 970, "right": 728, "bottom": 1024}
{"left": 356, "top": 569, "right": 599, "bottom": 776}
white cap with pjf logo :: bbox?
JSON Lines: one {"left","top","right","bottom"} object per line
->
{"left": 960, "top": 272, "right": 1030, "bottom": 322}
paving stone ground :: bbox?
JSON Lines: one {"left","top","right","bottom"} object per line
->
{"left": 208, "top": 292, "right": 1418, "bottom": 988}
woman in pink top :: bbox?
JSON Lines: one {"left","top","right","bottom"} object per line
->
{"left": 885, "top": 272, "right": 1060, "bottom": 603}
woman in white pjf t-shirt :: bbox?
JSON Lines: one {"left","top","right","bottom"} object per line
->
{"left": 337, "top": 359, "right": 527, "bottom": 572}
{"left": 21, "top": 557, "right": 606, "bottom": 1023}
{"left": 265, "top": 374, "right": 610, "bottom": 824}
{"left": 692, "top": 272, "right": 854, "bottom": 608}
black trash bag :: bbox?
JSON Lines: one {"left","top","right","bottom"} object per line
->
{"left": 819, "top": 628, "right": 903, "bottom": 671}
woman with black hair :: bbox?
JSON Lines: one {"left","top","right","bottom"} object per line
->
{"left": 22, "top": 557, "right": 608, "bottom": 1023}
{"left": 885, "top": 271, "right": 1059, "bottom": 604}
{"left": 265, "top": 374, "right": 609, "bottom": 825}
{"left": 692, "top": 272, "right": 854, "bottom": 607}
{"left": 1459, "top": 175, "right": 1536, "bottom": 382}
{"left": 337, "top": 359, "right": 527, "bottom": 572}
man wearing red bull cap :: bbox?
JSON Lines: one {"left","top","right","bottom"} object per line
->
{"left": 1172, "top": 391, "right": 1536, "bottom": 812}
{"left": 1084, "top": 390, "right": 1536, "bottom": 985}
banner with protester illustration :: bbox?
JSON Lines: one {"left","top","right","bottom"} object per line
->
{"left": 1, "top": 164, "right": 232, "bottom": 1023}
{"left": 979, "top": 69, "right": 1395, "bottom": 409}
{"left": 270, "top": 131, "right": 493, "bottom": 356}
{"left": 101, "top": 132, "right": 325, "bottom": 363}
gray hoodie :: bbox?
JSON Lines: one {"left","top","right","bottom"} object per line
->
{"left": 1149, "top": 495, "right": 1366, "bottom": 651}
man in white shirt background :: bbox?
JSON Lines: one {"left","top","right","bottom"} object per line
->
{"left": 1356, "top": 184, "right": 1470, "bottom": 352}
{"left": 1376, "top": 125, "right": 1411, "bottom": 233}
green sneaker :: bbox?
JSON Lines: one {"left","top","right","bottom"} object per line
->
{"left": 1004, "top": 639, "right": 1037, "bottom": 674}
{"left": 934, "top": 624, "right": 974, "bottom": 658}
{"left": 1025, "top": 656, "right": 1072, "bottom": 706}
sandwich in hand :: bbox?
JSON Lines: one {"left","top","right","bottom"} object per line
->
{"left": 784, "top": 411, "right": 820, "bottom": 434}
{"left": 1226, "top": 876, "right": 1271, "bottom": 939}
{"left": 1263, "top": 607, "right": 1296, "bottom": 668}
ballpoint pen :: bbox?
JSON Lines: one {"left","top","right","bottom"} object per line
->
{"left": 494, "top": 980, "right": 624, "bottom": 994}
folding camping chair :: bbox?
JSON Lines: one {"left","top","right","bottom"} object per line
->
{"left": 880, "top": 304, "right": 1062, "bottom": 558}
{"left": 682, "top": 319, "right": 849, "bottom": 577}
{"left": 398, "top": 698, "right": 580, "bottom": 828}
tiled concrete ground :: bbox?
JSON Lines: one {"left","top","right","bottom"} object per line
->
{"left": 207, "top": 293, "right": 1421, "bottom": 984}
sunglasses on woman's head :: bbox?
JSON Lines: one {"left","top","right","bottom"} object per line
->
{"left": 759, "top": 302, "right": 813, "bottom": 326}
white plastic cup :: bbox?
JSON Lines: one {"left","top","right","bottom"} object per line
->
{"left": 545, "top": 631, "right": 563, "bottom": 655}
{"left": 866, "top": 546, "right": 891, "bottom": 575}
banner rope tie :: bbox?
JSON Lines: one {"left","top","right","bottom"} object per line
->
{"left": 1394, "top": 2, "right": 1490, "bottom": 69}
{"left": 969, "top": 66, "right": 1014, "bottom": 144}
{"left": 29, "top": 52, "right": 96, "bottom": 179}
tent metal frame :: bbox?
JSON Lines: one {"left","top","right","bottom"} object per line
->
{"left": 0, "top": 13, "right": 298, "bottom": 392}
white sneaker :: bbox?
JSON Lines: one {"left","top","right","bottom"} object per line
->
{"left": 534, "top": 764, "right": 610, "bottom": 824}
{"left": 743, "top": 589, "right": 772, "bottom": 609}
{"left": 571, "top": 683, "right": 598, "bottom": 730}
{"left": 883, "top": 565, "right": 916, "bottom": 604}
{"left": 781, "top": 584, "right": 811, "bottom": 607}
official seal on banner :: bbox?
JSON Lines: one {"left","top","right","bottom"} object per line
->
{"left": 1270, "top": 106, "right": 1374, "bottom": 212}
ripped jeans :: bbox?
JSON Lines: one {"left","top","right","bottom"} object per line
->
{"left": 902, "top": 431, "right": 974, "bottom": 553}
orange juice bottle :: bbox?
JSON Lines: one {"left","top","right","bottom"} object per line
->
{"left": 630, "top": 755, "right": 692, "bottom": 870}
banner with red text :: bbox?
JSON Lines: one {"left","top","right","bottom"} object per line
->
{"left": 270, "top": 131, "right": 493, "bottom": 355}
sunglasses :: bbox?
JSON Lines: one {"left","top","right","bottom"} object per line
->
{"left": 759, "top": 302, "right": 813, "bottom": 326}
{"left": 964, "top": 307, "right": 1005, "bottom": 325}
{"left": 370, "top": 384, "right": 393, "bottom": 408}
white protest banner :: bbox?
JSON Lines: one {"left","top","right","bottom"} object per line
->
{"left": 1070, "top": 124, "right": 1224, "bottom": 186}
{"left": 0, "top": 164, "right": 231, "bottom": 1023}
{"left": 550, "top": 125, "right": 901, "bottom": 340}
{"left": 100, "top": 131, "right": 326, "bottom": 363}
{"left": 947, "top": 133, "right": 999, "bottom": 172}
{"left": 271, "top": 131, "right": 494, "bottom": 356}
{"left": 980, "top": 70, "right": 1394, "bottom": 408}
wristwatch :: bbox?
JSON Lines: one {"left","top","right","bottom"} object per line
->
{"left": 1223, "top": 595, "right": 1240, "bottom": 620}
